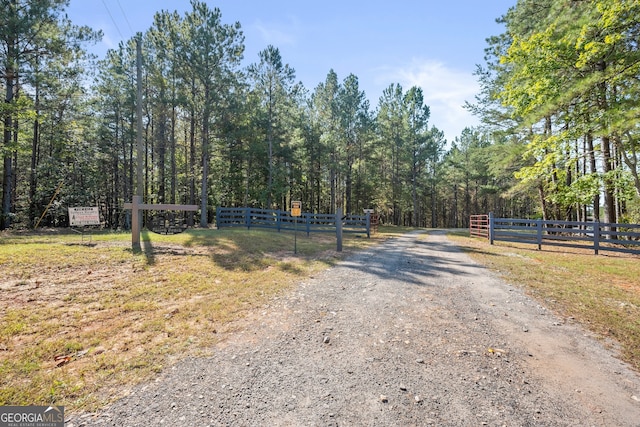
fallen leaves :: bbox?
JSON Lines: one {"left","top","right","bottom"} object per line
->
{"left": 54, "top": 354, "right": 73, "bottom": 368}
{"left": 487, "top": 347, "right": 508, "bottom": 356}
{"left": 54, "top": 349, "right": 90, "bottom": 367}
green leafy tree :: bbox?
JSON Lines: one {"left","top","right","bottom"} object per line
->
{"left": 147, "top": 10, "right": 185, "bottom": 205}
{"left": 403, "top": 86, "right": 431, "bottom": 226}
{"left": 181, "top": 0, "right": 244, "bottom": 227}
{"left": 94, "top": 42, "right": 137, "bottom": 228}
{"left": 476, "top": 0, "right": 640, "bottom": 223}
{"left": 27, "top": 19, "right": 100, "bottom": 226}
{"left": 376, "top": 83, "right": 407, "bottom": 224}
{"left": 337, "top": 73, "right": 372, "bottom": 214}
{"left": 1, "top": 0, "right": 100, "bottom": 228}
{"left": 311, "top": 70, "right": 341, "bottom": 213}
{"left": 247, "top": 45, "right": 297, "bottom": 208}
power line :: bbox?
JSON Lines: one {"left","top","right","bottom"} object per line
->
{"left": 116, "top": 0, "right": 135, "bottom": 36}
{"left": 101, "top": 0, "right": 125, "bottom": 40}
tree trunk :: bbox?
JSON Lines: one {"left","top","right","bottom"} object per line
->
{"left": 538, "top": 183, "right": 549, "bottom": 221}
{"left": 464, "top": 160, "right": 470, "bottom": 222}
{"left": 200, "top": 86, "right": 211, "bottom": 228}
{"left": 157, "top": 86, "right": 167, "bottom": 204}
{"left": 1, "top": 55, "right": 15, "bottom": 230}
{"left": 594, "top": 61, "right": 615, "bottom": 225}
{"left": 411, "top": 170, "right": 419, "bottom": 227}
{"left": 29, "top": 77, "right": 40, "bottom": 227}
{"left": 601, "top": 135, "right": 616, "bottom": 224}
{"left": 114, "top": 114, "right": 121, "bottom": 228}
{"left": 330, "top": 149, "right": 337, "bottom": 214}
{"left": 267, "top": 90, "right": 274, "bottom": 208}
{"left": 170, "top": 101, "right": 177, "bottom": 204}
{"left": 616, "top": 133, "right": 640, "bottom": 198}
{"left": 453, "top": 183, "right": 458, "bottom": 228}
{"left": 431, "top": 179, "right": 437, "bottom": 228}
{"left": 586, "top": 131, "right": 600, "bottom": 222}
{"left": 346, "top": 160, "right": 353, "bottom": 214}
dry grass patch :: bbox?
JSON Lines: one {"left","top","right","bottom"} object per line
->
{"left": 447, "top": 232, "right": 640, "bottom": 372}
{"left": 0, "top": 227, "right": 386, "bottom": 412}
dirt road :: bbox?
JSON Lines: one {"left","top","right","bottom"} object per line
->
{"left": 71, "top": 231, "right": 640, "bottom": 426}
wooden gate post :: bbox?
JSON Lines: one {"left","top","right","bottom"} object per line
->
{"left": 489, "top": 212, "right": 495, "bottom": 245}
{"left": 366, "top": 212, "right": 371, "bottom": 239}
{"left": 130, "top": 196, "right": 142, "bottom": 251}
{"left": 124, "top": 200, "right": 198, "bottom": 251}
{"left": 336, "top": 208, "right": 343, "bottom": 252}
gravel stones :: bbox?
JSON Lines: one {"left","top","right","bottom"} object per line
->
{"left": 69, "top": 231, "right": 640, "bottom": 427}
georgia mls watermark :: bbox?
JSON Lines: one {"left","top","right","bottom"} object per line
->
{"left": 0, "top": 406, "right": 64, "bottom": 427}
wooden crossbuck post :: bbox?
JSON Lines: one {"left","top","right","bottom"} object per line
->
{"left": 124, "top": 196, "right": 198, "bottom": 250}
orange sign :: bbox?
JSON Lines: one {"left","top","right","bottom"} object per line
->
{"left": 291, "top": 201, "right": 302, "bottom": 217}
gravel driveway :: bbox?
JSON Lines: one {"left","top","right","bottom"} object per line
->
{"left": 71, "top": 230, "right": 640, "bottom": 426}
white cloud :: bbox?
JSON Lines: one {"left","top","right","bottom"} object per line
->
{"left": 377, "top": 59, "right": 480, "bottom": 141}
{"left": 102, "top": 33, "right": 117, "bottom": 50}
{"left": 253, "top": 17, "right": 299, "bottom": 47}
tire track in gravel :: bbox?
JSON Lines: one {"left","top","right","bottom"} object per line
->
{"left": 71, "top": 230, "right": 640, "bottom": 426}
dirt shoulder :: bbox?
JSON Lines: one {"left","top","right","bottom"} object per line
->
{"left": 70, "top": 230, "right": 640, "bottom": 426}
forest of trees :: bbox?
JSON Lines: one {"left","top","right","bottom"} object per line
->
{"left": 1, "top": 0, "right": 639, "bottom": 231}
{"left": 472, "top": 0, "right": 640, "bottom": 224}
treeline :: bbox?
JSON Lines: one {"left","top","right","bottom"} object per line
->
{"left": 2, "top": 0, "right": 639, "bottom": 232}
{"left": 470, "top": 0, "right": 640, "bottom": 224}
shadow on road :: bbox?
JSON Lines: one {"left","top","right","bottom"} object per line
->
{"left": 336, "top": 231, "right": 490, "bottom": 287}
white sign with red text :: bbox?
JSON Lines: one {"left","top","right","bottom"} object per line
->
{"left": 68, "top": 207, "right": 100, "bottom": 226}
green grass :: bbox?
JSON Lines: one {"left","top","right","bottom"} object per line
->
{"left": 7, "top": 226, "right": 635, "bottom": 412}
{"left": 0, "top": 227, "right": 386, "bottom": 412}
{"left": 448, "top": 231, "right": 640, "bottom": 371}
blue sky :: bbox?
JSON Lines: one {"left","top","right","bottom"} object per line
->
{"left": 66, "top": 0, "right": 516, "bottom": 142}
